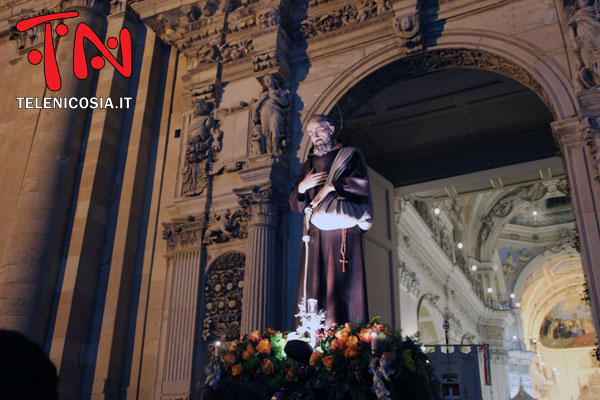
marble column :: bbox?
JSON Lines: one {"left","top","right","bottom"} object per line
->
{"left": 552, "top": 104, "right": 600, "bottom": 346}
{"left": 234, "top": 184, "right": 278, "bottom": 335}
{"left": 0, "top": 1, "right": 109, "bottom": 344}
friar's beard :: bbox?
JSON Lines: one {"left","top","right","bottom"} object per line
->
{"left": 313, "top": 137, "right": 334, "bottom": 156}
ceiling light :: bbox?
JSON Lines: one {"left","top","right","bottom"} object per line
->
{"left": 510, "top": 293, "right": 515, "bottom": 299}
{"left": 457, "top": 242, "right": 463, "bottom": 249}
{"left": 516, "top": 302, "right": 521, "bottom": 308}
{"left": 472, "top": 265, "right": 477, "bottom": 271}
{"left": 487, "top": 288, "right": 493, "bottom": 293}
{"left": 532, "top": 211, "right": 538, "bottom": 216}
{"left": 512, "top": 336, "right": 517, "bottom": 340}
{"left": 434, "top": 208, "right": 440, "bottom": 215}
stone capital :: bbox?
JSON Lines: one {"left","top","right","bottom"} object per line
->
{"left": 234, "top": 184, "right": 280, "bottom": 227}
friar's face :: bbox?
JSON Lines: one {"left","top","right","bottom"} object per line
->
{"left": 306, "top": 118, "right": 335, "bottom": 156}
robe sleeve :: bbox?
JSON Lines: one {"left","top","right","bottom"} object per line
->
{"left": 289, "top": 159, "right": 312, "bottom": 213}
{"left": 331, "top": 151, "right": 370, "bottom": 203}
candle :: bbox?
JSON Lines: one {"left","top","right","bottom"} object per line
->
{"left": 307, "top": 298, "right": 317, "bottom": 314}
{"left": 215, "top": 340, "right": 221, "bottom": 358}
{"left": 371, "top": 332, "right": 378, "bottom": 354}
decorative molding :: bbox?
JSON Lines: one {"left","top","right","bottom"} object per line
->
{"left": 328, "top": 48, "right": 554, "bottom": 131}
{"left": 399, "top": 262, "right": 420, "bottom": 297}
{"left": 296, "top": 0, "right": 392, "bottom": 39}
{"left": 8, "top": 8, "right": 51, "bottom": 59}
{"left": 202, "top": 251, "right": 245, "bottom": 341}
{"left": 162, "top": 216, "right": 203, "bottom": 252}
{"left": 234, "top": 184, "right": 280, "bottom": 226}
{"left": 581, "top": 116, "right": 600, "bottom": 181}
{"left": 253, "top": 51, "right": 280, "bottom": 72}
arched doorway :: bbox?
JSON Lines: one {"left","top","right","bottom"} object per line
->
{"left": 311, "top": 47, "right": 593, "bottom": 400}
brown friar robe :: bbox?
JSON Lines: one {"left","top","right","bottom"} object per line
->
{"left": 289, "top": 145, "right": 371, "bottom": 327}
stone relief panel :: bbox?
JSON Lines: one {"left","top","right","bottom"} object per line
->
{"left": 296, "top": 0, "right": 392, "bottom": 39}
{"left": 202, "top": 251, "right": 246, "bottom": 341}
{"left": 203, "top": 208, "right": 249, "bottom": 245}
{"left": 392, "top": 10, "right": 421, "bottom": 51}
{"left": 181, "top": 99, "right": 223, "bottom": 197}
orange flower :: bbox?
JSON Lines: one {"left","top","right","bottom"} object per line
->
{"left": 372, "top": 323, "right": 383, "bottom": 332}
{"left": 224, "top": 352, "right": 236, "bottom": 364}
{"left": 344, "top": 322, "right": 354, "bottom": 330}
{"left": 231, "top": 364, "right": 243, "bottom": 376}
{"left": 344, "top": 345, "right": 359, "bottom": 359}
{"left": 322, "top": 355, "right": 334, "bottom": 371}
{"left": 359, "top": 328, "right": 372, "bottom": 343}
{"left": 261, "top": 358, "right": 274, "bottom": 375}
{"left": 309, "top": 350, "right": 323, "bottom": 366}
{"left": 256, "top": 339, "right": 271, "bottom": 354}
{"left": 330, "top": 338, "right": 345, "bottom": 351}
{"left": 249, "top": 330, "right": 261, "bottom": 341}
{"left": 242, "top": 344, "right": 254, "bottom": 359}
{"left": 346, "top": 335, "right": 358, "bottom": 347}
{"left": 286, "top": 367, "right": 297, "bottom": 381}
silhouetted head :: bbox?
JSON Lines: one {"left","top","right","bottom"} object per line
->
{"left": 0, "top": 329, "right": 58, "bottom": 400}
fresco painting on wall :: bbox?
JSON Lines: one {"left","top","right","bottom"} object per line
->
{"left": 539, "top": 298, "right": 596, "bottom": 348}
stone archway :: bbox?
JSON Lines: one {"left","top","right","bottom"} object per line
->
{"left": 298, "top": 37, "right": 578, "bottom": 160}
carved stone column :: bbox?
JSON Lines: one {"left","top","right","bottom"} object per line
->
{"left": 0, "top": 1, "right": 110, "bottom": 345}
{"left": 234, "top": 184, "right": 279, "bottom": 334}
{"left": 552, "top": 110, "right": 600, "bottom": 344}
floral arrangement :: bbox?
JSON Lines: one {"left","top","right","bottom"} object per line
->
{"left": 210, "top": 319, "right": 437, "bottom": 400}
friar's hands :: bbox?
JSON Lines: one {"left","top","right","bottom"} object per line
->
{"left": 298, "top": 169, "right": 328, "bottom": 194}
{"left": 311, "top": 182, "right": 335, "bottom": 207}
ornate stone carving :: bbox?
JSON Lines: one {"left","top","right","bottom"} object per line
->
{"left": 252, "top": 74, "right": 290, "bottom": 155}
{"left": 202, "top": 251, "right": 245, "bottom": 341}
{"left": 253, "top": 51, "right": 280, "bottom": 72}
{"left": 399, "top": 262, "right": 420, "bottom": 296}
{"left": 328, "top": 49, "right": 553, "bottom": 131}
{"left": 162, "top": 216, "right": 203, "bottom": 251}
{"left": 547, "top": 229, "right": 577, "bottom": 253}
{"left": 235, "top": 184, "right": 279, "bottom": 225}
{"left": 196, "top": 43, "right": 220, "bottom": 64}
{"left": 8, "top": 9, "right": 51, "bottom": 57}
{"left": 181, "top": 99, "right": 223, "bottom": 197}
{"left": 581, "top": 116, "right": 600, "bottom": 180}
{"left": 392, "top": 11, "right": 421, "bottom": 51}
{"left": 445, "top": 311, "right": 463, "bottom": 337}
{"left": 145, "top": 12, "right": 183, "bottom": 46}
{"left": 257, "top": 7, "right": 279, "bottom": 28}
{"left": 297, "top": 0, "right": 392, "bottom": 39}
{"left": 227, "top": 3, "right": 256, "bottom": 32}
{"left": 568, "top": 1, "right": 600, "bottom": 90}
{"left": 479, "top": 182, "right": 550, "bottom": 246}
{"left": 219, "top": 39, "right": 253, "bottom": 63}
{"left": 203, "top": 208, "right": 249, "bottom": 245}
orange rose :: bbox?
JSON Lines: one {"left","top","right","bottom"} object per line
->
{"left": 224, "top": 352, "right": 236, "bottom": 364}
{"left": 330, "top": 338, "right": 345, "bottom": 351}
{"left": 344, "top": 345, "right": 359, "bottom": 359}
{"left": 249, "top": 330, "right": 261, "bottom": 342}
{"left": 242, "top": 344, "right": 254, "bottom": 360}
{"left": 309, "top": 350, "right": 323, "bottom": 366}
{"left": 256, "top": 339, "right": 271, "bottom": 354}
{"left": 344, "top": 322, "right": 354, "bottom": 330}
{"left": 359, "top": 328, "right": 372, "bottom": 343}
{"left": 346, "top": 335, "right": 358, "bottom": 347}
{"left": 231, "top": 364, "right": 243, "bottom": 376}
{"left": 322, "top": 355, "right": 334, "bottom": 371}
{"left": 335, "top": 328, "right": 349, "bottom": 342}
{"left": 372, "top": 323, "right": 383, "bottom": 332}
{"left": 261, "top": 358, "right": 274, "bottom": 375}
{"left": 286, "top": 367, "right": 297, "bottom": 381}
